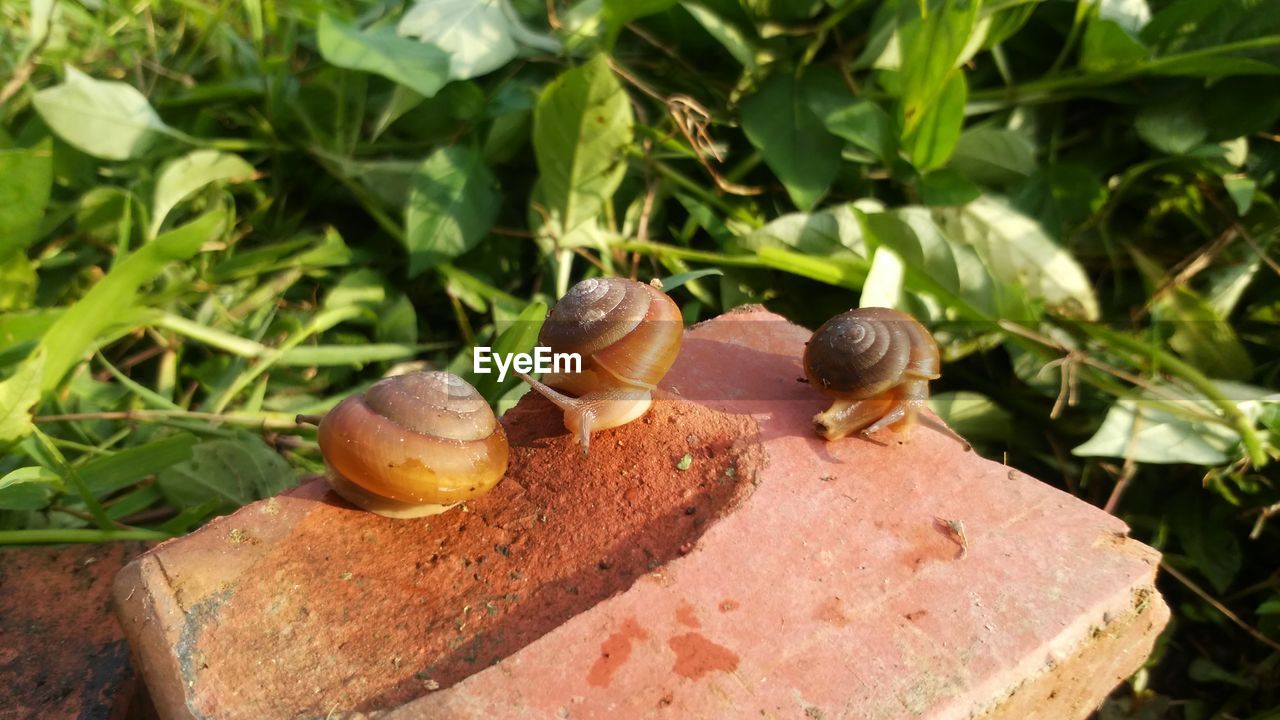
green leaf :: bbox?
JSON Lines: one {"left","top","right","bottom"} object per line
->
{"left": 317, "top": 13, "right": 450, "bottom": 98}
{"left": 1176, "top": 503, "right": 1242, "bottom": 594}
{"left": 741, "top": 69, "right": 843, "bottom": 210}
{"left": 860, "top": 246, "right": 906, "bottom": 308}
{"left": 150, "top": 150, "right": 255, "bottom": 237}
{"left": 1071, "top": 383, "right": 1268, "bottom": 465}
{"left": 1135, "top": 101, "right": 1208, "bottom": 155}
{"left": 858, "top": 206, "right": 1025, "bottom": 322}
{"left": 1080, "top": 18, "right": 1149, "bottom": 72}
{"left": 398, "top": 0, "right": 548, "bottom": 80}
{"left": 658, "top": 268, "right": 724, "bottom": 292}
{"left": 918, "top": 169, "right": 981, "bottom": 206}
{"left": 0, "top": 466, "right": 63, "bottom": 510}
{"left": 1223, "top": 174, "right": 1256, "bottom": 215}
{"left": 603, "top": 0, "right": 676, "bottom": 45}
{"left": 468, "top": 300, "right": 546, "bottom": 402}
{"left": 32, "top": 67, "right": 170, "bottom": 161}
{"left": 0, "top": 348, "right": 45, "bottom": 444}
{"left": 404, "top": 146, "right": 501, "bottom": 276}
{"left": 34, "top": 210, "right": 226, "bottom": 392}
{"left": 156, "top": 433, "right": 298, "bottom": 511}
{"left": 682, "top": 2, "right": 758, "bottom": 71}
{"left": 740, "top": 203, "right": 868, "bottom": 255}
{"left": 929, "top": 391, "right": 1014, "bottom": 442}
{"left": 0, "top": 138, "right": 53, "bottom": 261}
{"left": 949, "top": 128, "right": 1036, "bottom": 186}
{"left": 904, "top": 72, "right": 966, "bottom": 171}
{"left": 897, "top": 0, "right": 979, "bottom": 134}
{"left": 810, "top": 97, "right": 898, "bottom": 164}
{"left": 936, "top": 196, "right": 1100, "bottom": 319}
{"left": 1130, "top": 249, "right": 1253, "bottom": 381}
{"left": 532, "top": 55, "right": 634, "bottom": 237}
{"left": 80, "top": 433, "right": 199, "bottom": 496}
{"left": 0, "top": 253, "right": 38, "bottom": 311}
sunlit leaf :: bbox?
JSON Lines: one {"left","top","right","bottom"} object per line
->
{"left": 404, "top": 146, "right": 501, "bottom": 275}
{"left": 317, "top": 13, "right": 450, "bottom": 97}
{"left": 33, "top": 67, "right": 170, "bottom": 160}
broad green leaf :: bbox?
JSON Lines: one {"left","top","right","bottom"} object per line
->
{"left": 398, "top": 0, "right": 551, "bottom": 80}
{"left": 0, "top": 253, "right": 38, "bottom": 311}
{"left": 858, "top": 206, "right": 1026, "bottom": 322}
{"left": 658, "top": 268, "right": 724, "bottom": 292}
{"left": 1080, "top": 18, "right": 1149, "bottom": 72}
{"left": 1073, "top": 382, "right": 1272, "bottom": 465}
{"left": 156, "top": 433, "right": 298, "bottom": 511}
{"left": 150, "top": 150, "right": 255, "bottom": 237}
{"left": 603, "top": 0, "right": 676, "bottom": 45}
{"left": 1073, "top": 398, "right": 1238, "bottom": 465}
{"left": 0, "top": 348, "right": 44, "bottom": 443}
{"left": 32, "top": 67, "right": 170, "bottom": 160}
{"left": 468, "top": 300, "right": 546, "bottom": 402}
{"left": 860, "top": 246, "right": 905, "bottom": 308}
{"left": 317, "top": 13, "right": 450, "bottom": 98}
{"left": 0, "top": 466, "right": 63, "bottom": 511}
{"left": 80, "top": 433, "right": 199, "bottom": 495}
{"left": 404, "top": 146, "right": 501, "bottom": 276}
{"left": 1135, "top": 101, "right": 1207, "bottom": 155}
{"left": 937, "top": 196, "right": 1100, "bottom": 319}
{"left": 1130, "top": 249, "right": 1253, "bottom": 381}
{"left": 739, "top": 203, "right": 869, "bottom": 256}
{"left": 918, "top": 169, "right": 981, "bottom": 206}
{"left": 35, "top": 210, "right": 226, "bottom": 392}
{"left": 1223, "top": 175, "right": 1256, "bottom": 215}
{"left": 904, "top": 72, "right": 966, "bottom": 171}
{"left": 897, "top": 0, "right": 979, "bottom": 134}
{"left": 929, "top": 391, "right": 1013, "bottom": 442}
{"left": 741, "top": 69, "right": 843, "bottom": 211}
{"left": 949, "top": 128, "right": 1036, "bottom": 186}
{"left": 0, "top": 138, "right": 53, "bottom": 261}
{"left": 810, "top": 97, "right": 898, "bottom": 164}
{"left": 682, "top": 2, "right": 758, "bottom": 70}
{"left": 1176, "top": 502, "right": 1241, "bottom": 594}
{"left": 532, "top": 55, "right": 633, "bottom": 237}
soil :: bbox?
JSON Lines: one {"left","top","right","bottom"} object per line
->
{"left": 187, "top": 393, "right": 763, "bottom": 717}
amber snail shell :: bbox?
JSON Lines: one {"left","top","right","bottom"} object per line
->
{"left": 518, "top": 277, "right": 684, "bottom": 454}
{"left": 803, "top": 307, "right": 969, "bottom": 448}
{"left": 317, "top": 371, "right": 509, "bottom": 518}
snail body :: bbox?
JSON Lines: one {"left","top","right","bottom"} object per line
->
{"left": 318, "top": 371, "right": 509, "bottom": 518}
{"left": 518, "top": 277, "right": 683, "bottom": 454}
{"left": 804, "top": 307, "right": 968, "bottom": 448}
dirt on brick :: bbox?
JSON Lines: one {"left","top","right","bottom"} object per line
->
{"left": 184, "top": 394, "right": 763, "bottom": 718}
{"left": 0, "top": 543, "right": 145, "bottom": 720}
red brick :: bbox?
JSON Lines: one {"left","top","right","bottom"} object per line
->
{"left": 114, "top": 307, "right": 1168, "bottom": 719}
{"left": 1, "top": 542, "right": 146, "bottom": 720}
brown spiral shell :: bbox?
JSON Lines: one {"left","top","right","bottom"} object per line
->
{"left": 803, "top": 307, "right": 939, "bottom": 401}
{"left": 538, "top": 277, "right": 684, "bottom": 395}
{"left": 317, "top": 371, "right": 508, "bottom": 517}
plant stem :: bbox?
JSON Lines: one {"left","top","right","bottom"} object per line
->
{"left": 34, "top": 409, "right": 305, "bottom": 430}
{"left": 645, "top": 157, "right": 762, "bottom": 229}
{"left": 0, "top": 528, "right": 171, "bottom": 545}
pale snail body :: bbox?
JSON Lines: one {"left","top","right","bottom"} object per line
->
{"left": 518, "top": 277, "right": 684, "bottom": 454}
{"left": 317, "top": 371, "right": 509, "bottom": 518}
{"left": 804, "top": 307, "right": 969, "bottom": 448}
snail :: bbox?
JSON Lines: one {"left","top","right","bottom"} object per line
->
{"left": 317, "top": 371, "right": 509, "bottom": 518}
{"left": 803, "top": 307, "right": 970, "bottom": 449}
{"left": 517, "top": 277, "right": 684, "bottom": 454}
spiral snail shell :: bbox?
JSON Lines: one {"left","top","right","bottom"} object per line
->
{"left": 518, "top": 277, "right": 684, "bottom": 454}
{"left": 318, "top": 371, "right": 509, "bottom": 518}
{"left": 803, "top": 307, "right": 969, "bottom": 448}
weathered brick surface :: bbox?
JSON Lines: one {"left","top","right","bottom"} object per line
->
{"left": 114, "top": 307, "right": 1168, "bottom": 719}
{"left": 1, "top": 542, "right": 146, "bottom": 720}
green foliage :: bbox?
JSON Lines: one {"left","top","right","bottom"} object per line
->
{"left": 2, "top": 0, "right": 1279, "bottom": 711}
